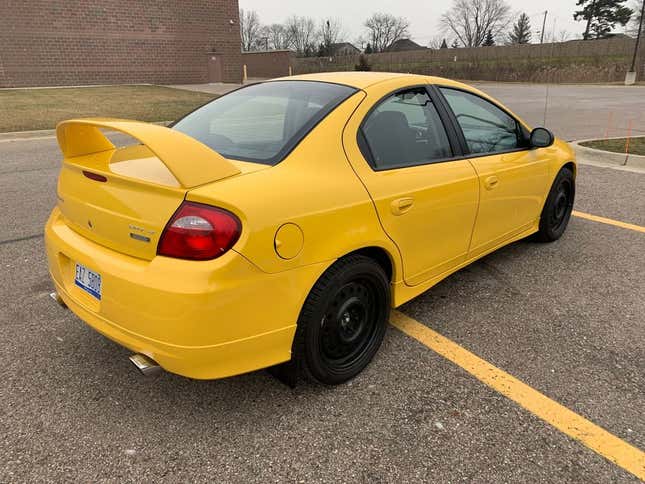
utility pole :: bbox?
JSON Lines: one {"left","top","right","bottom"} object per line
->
{"left": 629, "top": 0, "right": 645, "bottom": 73}
{"left": 540, "top": 11, "right": 548, "bottom": 44}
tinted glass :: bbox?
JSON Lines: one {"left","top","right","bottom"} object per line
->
{"left": 173, "top": 81, "right": 357, "bottom": 165}
{"left": 440, "top": 88, "right": 525, "bottom": 154}
{"left": 361, "top": 88, "right": 453, "bottom": 170}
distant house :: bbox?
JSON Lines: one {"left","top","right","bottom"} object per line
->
{"left": 331, "top": 42, "right": 361, "bottom": 56}
{"left": 386, "top": 39, "right": 427, "bottom": 52}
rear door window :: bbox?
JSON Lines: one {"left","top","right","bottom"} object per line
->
{"left": 360, "top": 88, "right": 453, "bottom": 170}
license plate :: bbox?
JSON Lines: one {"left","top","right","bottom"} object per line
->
{"left": 74, "top": 263, "right": 102, "bottom": 300}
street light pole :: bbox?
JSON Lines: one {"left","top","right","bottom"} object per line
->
{"left": 540, "top": 10, "right": 548, "bottom": 43}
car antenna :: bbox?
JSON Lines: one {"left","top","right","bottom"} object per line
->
{"left": 542, "top": 17, "right": 558, "bottom": 127}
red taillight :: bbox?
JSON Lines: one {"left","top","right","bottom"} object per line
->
{"left": 157, "top": 202, "right": 241, "bottom": 260}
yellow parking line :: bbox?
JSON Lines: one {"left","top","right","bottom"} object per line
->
{"left": 390, "top": 310, "right": 645, "bottom": 480}
{"left": 573, "top": 211, "right": 645, "bottom": 233}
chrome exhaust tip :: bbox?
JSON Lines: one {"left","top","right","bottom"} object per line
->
{"left": 50, "top": 292, "right": 67, "bottom": 308}
{"left": 129, "top": 353, "right": 162, "bottom": 376}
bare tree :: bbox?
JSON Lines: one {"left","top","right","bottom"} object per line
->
{"left": 354, "top": 35, "right": 368, "bottom": 52}
{"left": 551, "top": 29, "right": 573, "bottom": 42}
{"left": 255, "top": 26, "right": 270, "bottom": 51}
{"left": 364, "top": 13, "right": 411, "bottom": 52}
{"left": 285, "top": 16, "right": 319, "bottom": 56}
{"left": 428, "top": 35, "right": 446, "bottom": 49}
{"left": 319, "top": 18, "right": 347, "bottom": 56}
{"left": 266, "top": 23, "right": 292, "bottom": 50}
{"left": 440, "top": 0, "right": 512, "bottom": 47}
{"left": 239, "top": 9, "right": 262, "bottom": 51}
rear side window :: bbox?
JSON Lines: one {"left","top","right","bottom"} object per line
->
{"left": 440, "top": 88, "right": 526, "bottom": 154}
{"left": 361, "top": 88, "right": 453, "bottom": 170}
{"left": 173, "top": 81, "right": 357, "bottom": 165}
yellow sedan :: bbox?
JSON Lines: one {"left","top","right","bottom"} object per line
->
{"left": 46, "top": 72, "right": 575, "bottom": 385}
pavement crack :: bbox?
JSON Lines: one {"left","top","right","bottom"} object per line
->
{"left": 0, "top": 233, "right": 44, "bottom": 246}
{"left": 0, "top": 166, "right": 58, "bottom": 176}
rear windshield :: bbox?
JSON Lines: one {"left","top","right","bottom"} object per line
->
{"left": 172, "top": 81, "right": 357, "bottom": 165}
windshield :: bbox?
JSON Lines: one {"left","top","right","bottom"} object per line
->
{"left": 172, "top": 81, "right": 357, "bottom": 165}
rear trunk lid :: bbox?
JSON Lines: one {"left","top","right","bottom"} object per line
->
{"left": 55, "top": 118, "right": 246, "bottom": 260}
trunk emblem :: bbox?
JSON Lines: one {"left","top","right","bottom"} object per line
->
{"left": 128, "top": 225, "right": 154, "bottom": 243}
{"left": 128, "top": 225, "right": 155, "bottom": 236}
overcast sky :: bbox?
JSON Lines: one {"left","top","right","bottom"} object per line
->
{"left": 239, "top": 0, "right": 596, "bottom": 46}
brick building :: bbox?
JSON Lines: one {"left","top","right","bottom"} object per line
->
{"left": 0, "top": 0, "right": 242, "bottom": 87}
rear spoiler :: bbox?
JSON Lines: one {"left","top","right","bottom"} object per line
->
{"left": 56, "top": 118, "right": 240, "bottom": 188}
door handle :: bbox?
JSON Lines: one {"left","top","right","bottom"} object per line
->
{"left": 484, "top": 175, "right": 499, "bottom": 190}
{"left": 390, "top": 197, "right": 414, "bottom": 215}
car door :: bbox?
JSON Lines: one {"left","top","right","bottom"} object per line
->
{"left": 438, "top": 87, "right": 550, "bottom": 259}
{"left": 343, "top": 85, "right": 479, "bottom": 286}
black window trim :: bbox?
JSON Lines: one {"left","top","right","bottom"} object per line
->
{"left": 433, "top": 84, "right": 533, "bottom": 158}
{"left": 357, "top": 84, "right": 467, "bottom": 172}
{"left": 171, "top": 79, "right": 360, "bottom": 166}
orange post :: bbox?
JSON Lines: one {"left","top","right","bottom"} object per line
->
{"left": 604, "top": 111, "right": 613, "bottom": 138}
{"left": 623, "top": 119, "right": 633, "bottom": 166}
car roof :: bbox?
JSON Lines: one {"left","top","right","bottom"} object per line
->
{"left": 271, "top": 71, "right": 469, "bottom": 91}
{"left": 270, "top": 72, "right": 527, "bottom": 128}
{"left": 273, "top": 71, "right": 411, "bottom": 89}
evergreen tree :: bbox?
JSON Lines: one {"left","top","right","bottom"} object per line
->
{"left": 317, "top": 43, "right": 326, "bottom": 57}
{"left": 364, "top": 43, "right": 374, "bottom": 54}
{"left": 440, "top": 38, "right": 448, "bottom": 48}
{"left": 483, "top": 30, "right": 495, "bottom": 45}
{"left": 509, "top": 13, "right": 532, "bottom": 43}
{"left": 574, "top": 0, "right": 633, "bottom": 39}
{"left": 354, "top": 54, "right": 372, "bottom": 71}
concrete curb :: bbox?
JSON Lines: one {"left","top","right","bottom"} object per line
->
{"left": 0, "top": 129, "right": 57, "bottom": 141}
{"left": 572, "top": 138, "right": 645, "bottom": 170}
{"left": 0, "top": 83, "right": 155, "bottom": 91}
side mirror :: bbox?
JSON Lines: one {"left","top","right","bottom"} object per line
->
{"left": 530, "top": 127, "right": 554, "bottom": 148}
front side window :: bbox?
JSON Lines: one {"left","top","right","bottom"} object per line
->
{"left": 440, "top": 88, "right": 526, "bottom": 155}
{"left": 360, "top": 88, "right": 453, "bottom": 170}
{"left": 173, "top": 81, "right": 357, "bottom": 165}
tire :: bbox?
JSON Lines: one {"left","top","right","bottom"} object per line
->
{"left": 293, "top": 254, "right": 391, "bottom": 385}
{"left": 535, "top": 166, "right": 575, "bottom": 242}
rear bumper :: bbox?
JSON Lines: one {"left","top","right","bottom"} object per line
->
{"left": 45, "top": 207, "right": 327, "bottom": 379}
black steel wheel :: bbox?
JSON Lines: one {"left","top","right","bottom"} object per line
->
{"left": 535, "top": 166, "right": 575, "bottom": 242}
{"left": 293, "top": 254, "right": 390, "bottom": 385}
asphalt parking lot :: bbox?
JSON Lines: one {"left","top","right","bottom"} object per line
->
{"left": 1, "top": 93, "right": 644, "bottom": 481}
{"left": 471, "top": 82, "right": 645, "bottom": 141}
